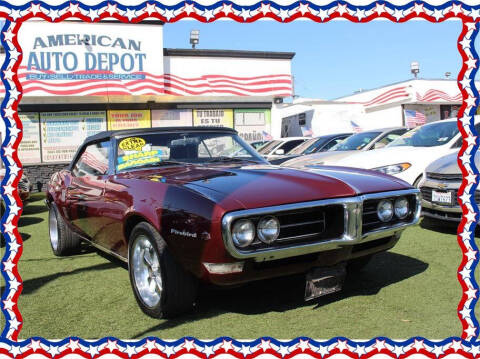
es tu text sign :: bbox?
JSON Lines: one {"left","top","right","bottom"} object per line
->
{"left": 193, "top": 109, "right": 233, "bottom": 128}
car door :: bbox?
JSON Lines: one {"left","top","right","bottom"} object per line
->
{"left": 66, "top": 140, "right": 110, "bottom": 241}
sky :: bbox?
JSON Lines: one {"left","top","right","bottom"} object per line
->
{"left": 163, "top": 20, "right": 464, "bottom": 100}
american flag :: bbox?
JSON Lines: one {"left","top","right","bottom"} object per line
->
{"left": 405, "top": 110, "right": 427, "bottom": 128}
{"left": 301, "top": 126, "right": 314, "bottom": 137}
{"left": 350, "top": 120, "right": 363, "bottom": 133}
{"left": 262, "top": 131, "right": 273, "bottom": 140}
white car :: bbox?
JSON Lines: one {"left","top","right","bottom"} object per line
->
{"left": 312, "top": 118, "right": 477, "bottom": 186}
{"left": 257, "top": 137, "right": 309, "bottom": 161}
{"left": 419, "top": 152, "right": 478, "bottom": 222}
{"left": 281, "top": 127, "right": 406, "bottom": 168}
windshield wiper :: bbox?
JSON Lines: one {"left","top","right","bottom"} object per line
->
{"left": 127, "top": 160, "right": 186, "bottom": 170}
{"left": 205, "top": 156, "right": 259, "bottom": 164}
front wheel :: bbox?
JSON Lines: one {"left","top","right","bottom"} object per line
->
{"left": 128, "top": 222, "right": 198, "bottom": 318}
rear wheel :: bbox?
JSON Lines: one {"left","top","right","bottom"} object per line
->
{"left": 128, "top": 222, "right": 198, "bottom": 318}
{"left": 48, "top": 204, "right": 80, "bottom": 256}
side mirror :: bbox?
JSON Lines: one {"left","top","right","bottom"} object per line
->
{"left": 374, "top": 142, "right": 386, "bottom": 149}
{"left": 275, "top": 149, "right": 285, "bottom": 155}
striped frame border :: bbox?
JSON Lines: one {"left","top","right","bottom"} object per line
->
{"left": 0, "top": 1, "right": 478, "bottom": 356}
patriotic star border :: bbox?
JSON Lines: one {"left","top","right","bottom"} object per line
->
{"left": 0, "top": 0, "right": 479, "bottom": 356}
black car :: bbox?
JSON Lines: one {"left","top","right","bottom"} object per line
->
{"left": 269, "top": 133, "right": 352, "bottom": 165}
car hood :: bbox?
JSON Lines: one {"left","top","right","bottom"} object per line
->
{"left": 281, "top": 150, "right": 357, "bottom": 168}
{"left": 128, "top": 163, "right": 411, "bottom": 209}
{"left": 426, "top": 152, "right": 480, "bottom": 174}
{"left": 333, "top": 145, "right": 457, "bottom": 170}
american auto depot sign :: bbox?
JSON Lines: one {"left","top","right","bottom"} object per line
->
{"left": 18, "top": 21, "right": 163, "bottom": 96}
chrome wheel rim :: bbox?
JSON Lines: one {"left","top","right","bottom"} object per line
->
{"left": 131, "top": 235, "right": 162, "bottom": 308}
{"left": 49, "top": 209, "right": 59, "bottom": 251}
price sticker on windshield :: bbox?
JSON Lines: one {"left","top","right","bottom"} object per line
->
{"left": 119, "top": 137, "right": 146, "bottom": 151}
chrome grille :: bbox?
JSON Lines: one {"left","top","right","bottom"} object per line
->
{"left": 362, "top": 194, "right": 417, "bottom": 234}
{"left": 244, "top": 204, "right": 344, "bottom": 250}
{"left": 426, "top": 172, "right": 462, "bottom": 181}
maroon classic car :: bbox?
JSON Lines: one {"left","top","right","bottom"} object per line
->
{"left": 46, "top": 127, "right": 421, "bottom": 318}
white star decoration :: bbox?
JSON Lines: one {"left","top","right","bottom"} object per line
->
{"left": 202, "top": 9, "right": 214, "bottom": 21}
{"left": 469, "top": 9, "right": 480, "bottom": 20}
{"left": 298, "top": 3, "right": 310, "bottom": 16}
{"left": 336, "top": 3, "right": 348, "bottom": 15}
{"left": 9, "top": 9, "right": 22, "bottom": 21}
{"left": 124, "top": 8, "right": 137, "bottom": 21}
{"left": 48, "top": 8, "right": 60, "bottom": 21}
{"left": 88, "top": 8, "right": 99, "bottom": 21}
{"left": 74, "top": 341, "right": 465, "bottom": 358}
{"left": 240, "top": 8, "right": 250, "bottom": 21}
{"left": 106, "top": 3, "right": 118, "bottom": 16}
{"left": 355, "top": 8, "right": 366, "bottom": 20}
{"left": 145, "top": 3, "right": 157, "bottom": 15}
{"left": 392, "top": 8, "right": 404, "bottom": 21}
{"left": 374, "top": 3, "right": 386, "bottom": 15}
{"left": 3, "top": 29, "right": 14, "bottom": 43}
{"left": 29, "top": 3, "right": 42, "bottom": 15}
{"left": 278, "top": 8, "right": 290, "bottom": 21}
{"left": 69, "top": 3, "right": 80, "bottom": 14}
{"left": 260, "top": 3, "right": 271, "bottom": 15}
{"left": 318, "top": 9, "right": 330, "bottom": 20}
{"left": 222, "top": 4, "right": 233, "bottom": 15}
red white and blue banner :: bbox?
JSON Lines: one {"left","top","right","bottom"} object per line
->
{"left": 0, "top": 1, "right": 479, "bottom": 359}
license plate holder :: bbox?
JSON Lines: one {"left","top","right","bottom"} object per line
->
{"left": 432, "top": 190, "right": 452, "bottom": 204}
{"left": 305, "top": 264, "right": 346, "bottom": 301}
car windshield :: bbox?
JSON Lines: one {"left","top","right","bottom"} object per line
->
{"left": 330, "top": 131, "right": 381, "bottom": 151}
{"left": 288, "top": 138, "right": 318, "bottom": 155}
{"left": 115, "top": 131, "right": 265, "bottom": 172}
{"left": 388, "top": 121, "right": 459, "bottom": 147}
{"left": 258, "top": 140, "right": 281, "bottom": 154}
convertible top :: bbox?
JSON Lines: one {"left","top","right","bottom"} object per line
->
{"left": 85, "top": 126, "right": 238, "bottom": 144}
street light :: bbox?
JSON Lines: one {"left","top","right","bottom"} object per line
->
{"left": 411, "top": 61, "right": 419, "bottom": 79}
{"left": 190, "top": 30, "right": 199, "bottom": 49}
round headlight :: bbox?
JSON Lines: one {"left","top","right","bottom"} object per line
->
{"left": 257, "top": 216, "right": 280, "bottom": 244}
{"left": 394, "top": 197, "right": 409, "bottom": 219}
{"left": 232, "top": 219, "right": 255, "bottom": 248}
{"left": 377, "top": 200, "right": 393, "bottom": 222}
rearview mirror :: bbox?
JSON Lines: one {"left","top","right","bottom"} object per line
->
{"left": 170, "top": 137, "right": 200, "bottom": 146}
{"left": 275, "top": 149, "right": 285, "bottom": 155}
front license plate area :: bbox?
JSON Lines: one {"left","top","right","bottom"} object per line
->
{"left": 305, "top": 264, "right": 346, "bottom": 301}
{"left": 432, "top": 190, "right": 452, "bottom": 204}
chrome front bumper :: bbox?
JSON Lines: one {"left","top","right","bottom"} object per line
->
{"left": 222, "top": 189, "right": 421, "bottom": 262}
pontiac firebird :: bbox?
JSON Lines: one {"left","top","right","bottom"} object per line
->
{"left": 46, "top": 126, "right": 420, "bottom": 318}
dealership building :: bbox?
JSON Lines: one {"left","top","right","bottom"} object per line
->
{"left": 1, "top": 20, "right": 474, "bottom": 190}
{"left": 272, "top": 78, "right": 472, "bottom": 138}
{"left": 1, "top": 20, "right": 294, "bottom": 189}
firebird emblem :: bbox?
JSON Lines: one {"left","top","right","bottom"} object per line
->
{"left": 171, "top": 228, "right": 197, "bottom": 239}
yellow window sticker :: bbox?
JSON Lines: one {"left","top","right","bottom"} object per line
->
{"left": 116, "top": 150, "right": 163, "bottom": 171}
{"left": 119, "top": 137, "right": 146, "bottom": 151}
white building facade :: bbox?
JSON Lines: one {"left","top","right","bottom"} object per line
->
{"left": 272, "top": 79, "right": 470, "bottom": 138}
{"left": 5, "top": 20, "right": 294, "bottom": 172}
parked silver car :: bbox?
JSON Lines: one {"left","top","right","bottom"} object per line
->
{"left": 419, "top": 152, "right": 477, "bottom": 222}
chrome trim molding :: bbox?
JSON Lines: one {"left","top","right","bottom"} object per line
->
{"left": 221, "top": 189, "right": 421, "bottom": 262}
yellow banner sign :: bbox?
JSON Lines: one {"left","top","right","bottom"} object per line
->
{"left": 107, "top": 110, "right": 151, "bottom": 130}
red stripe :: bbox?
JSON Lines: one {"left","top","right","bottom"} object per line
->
{"left": 362, "top": 87, "right": 408, "bottom": 106}
{"left": 364, "top": 91, "right": 409, "bottom": 106}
